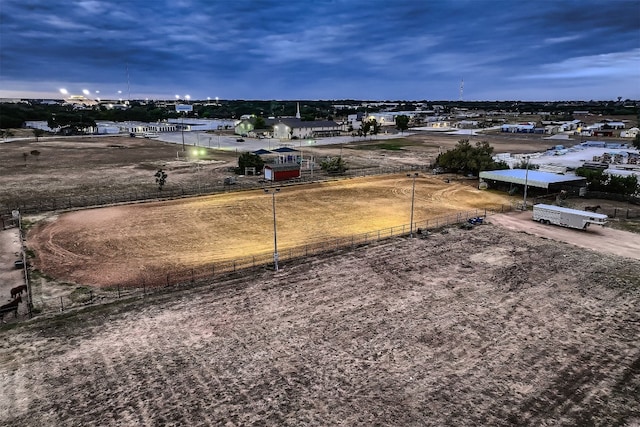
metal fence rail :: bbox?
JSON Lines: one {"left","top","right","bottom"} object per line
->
{"left": 5, "top": 205, "right": 511, "bottom": 324}
{"left": 0, "top": 165, "right": 431, "bottom": 217}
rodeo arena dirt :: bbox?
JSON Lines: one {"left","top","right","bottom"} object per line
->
{"left": 0, "top": 130, "right": 639, "bottom": 426}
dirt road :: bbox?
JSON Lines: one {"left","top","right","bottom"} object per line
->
{"left": 490, "top": 211, "right": 640, "bottom": 261}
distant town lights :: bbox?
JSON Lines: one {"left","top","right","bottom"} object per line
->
{"left": 82, "top": 89, "right": 90, "bottom": 96}
{"left": 59, "top": 88, "right": 68, "bottom": 95}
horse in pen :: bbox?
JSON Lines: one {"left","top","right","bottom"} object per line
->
{"left": 10, "top": 284, "right": 27, "bottom": 299}
{"left": 1, "top": 294, "right": 22, "bottom": 323}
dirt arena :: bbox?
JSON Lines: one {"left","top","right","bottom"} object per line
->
{"left": 26, "top": 174, "right": 514, "bottom": 287}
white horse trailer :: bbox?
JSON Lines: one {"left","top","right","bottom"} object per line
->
{"left": 532, "top": 204, "right": 607, "bottom": 230}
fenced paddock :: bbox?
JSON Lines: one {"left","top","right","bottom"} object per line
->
{"left": 0, "top": 165, "right": 430, "bottom": 217}
{"left": 12, "top": 206, "right": 510, "bottom": 322}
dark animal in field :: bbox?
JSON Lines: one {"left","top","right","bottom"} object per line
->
{"left": 585, "top": 205, "right": 601, "bottom": 212}
{"left": 0, "top": 294, "right": 22, "bottom": 323}
{"left": 10, "top": 284, "right": 27, "bottom": 299}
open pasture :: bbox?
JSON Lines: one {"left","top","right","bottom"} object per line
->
{"left": 2, "top": 224, "right": 639, "bottom": 426}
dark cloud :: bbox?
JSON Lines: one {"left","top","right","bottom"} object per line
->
{"left": 1, "top": 0, "right": 638, "bottom": 100}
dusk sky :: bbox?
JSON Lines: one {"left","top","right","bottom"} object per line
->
{"left": 1, "top": 0, "right": 639, "bottom": 101}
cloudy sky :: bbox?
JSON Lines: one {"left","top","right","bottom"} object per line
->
{"left": 1, "top": 0, "right": 639, "bottom": 101}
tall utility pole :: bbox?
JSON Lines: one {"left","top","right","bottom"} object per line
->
{"left": 407, "top": 173, "right": 419, "bottom": 237}
{"left": 265, "top": 188, "right": 281, "bottom": 271}
{"left": 523, "top": 156, "right": 530, "bottom": 210}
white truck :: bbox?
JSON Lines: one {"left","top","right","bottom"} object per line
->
{"left": 532, "top": 204, "right": 607, "bottom": 230}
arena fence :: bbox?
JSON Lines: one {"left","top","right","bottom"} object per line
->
{"left": 5, "top": 205, "right": 513, "bottom": 324}
{"left": 0, "top": 165, "right": 431, "bottom": 217}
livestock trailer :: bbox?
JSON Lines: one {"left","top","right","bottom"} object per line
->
{"left": 532, "top": 204, "right": 608, "bottom": 230}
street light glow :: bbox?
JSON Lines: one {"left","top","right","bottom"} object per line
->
{"left": 59, "top": 88, "right": 68, "bottom": 95}
{"left": 82, "top": 89, "right": 90, "bottom": 96}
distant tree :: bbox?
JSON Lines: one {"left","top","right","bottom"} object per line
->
{"left": 32, "top": 128, "right": 45, "bottom": 141}
{"left": 395, "top": 115, "right": 410, "bottom": 134}
{"left": 633, "top": 133, "right": 640, "bottom": 149}
{"left": 155, "top": 169, "right": 167, "bottom": 191}
{"left": 46, "top": 113, "right": 96, "bottom": 135}
{"left": 360, "top": 118, "right": 380, "bottom": 139}
{"left": 575, "top": 167, "right": 638, "bottom": 195}
{"left": 320, "top": 156, "right": 348, "bottom": 174}
{"left": 237, "top": 152, "right": 264, "bottom": 174}
{"left": 370, "top": 118, "right": 381, "bottom": 137}
{"left": 436, "top": 139, "right": 509, "bottom": 176}
{"left": 514, "top": 160, "right": 539, "bottom": 170}
{"left": 254, "top": 116, "right": 266, "bottom": 129}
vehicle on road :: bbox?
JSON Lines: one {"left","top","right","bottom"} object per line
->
{"left": 532, "top": 204, "right": 607, "bottom": 230}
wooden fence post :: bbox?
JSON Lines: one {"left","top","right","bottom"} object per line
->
{"left": 60, "top": 296, "right": 64, "bottom": 312}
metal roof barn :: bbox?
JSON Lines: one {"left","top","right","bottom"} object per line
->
{"left": 479, "top": 169, "right": 587, "bottom": 190}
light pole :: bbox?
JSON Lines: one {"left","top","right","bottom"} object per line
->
{"left": 407, "top": 173, "right": 419, "bottom": 237}
{"left": 523, "top": 156, "right": 530, "bottom": 210}
{"left": 265, "top": 188, "right": 281, "bottom": 271}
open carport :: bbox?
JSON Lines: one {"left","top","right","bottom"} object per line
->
{"left": 479, "top": 169, "right": 587, "bottom": 194}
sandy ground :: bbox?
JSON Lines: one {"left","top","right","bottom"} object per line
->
{"left": 0, "top": 228, "right": 23, "bottom": 317}
{"left": 26, "top": 174, "right": 515, "bottom": 288}
{"left": 1, "top": 223, "right": 638, "bottom": 426}
{"left": 1, "top": 132, "right": 639, "bottom": 425}
{"left": 490, "top": 211, "right": 640, "bottom": 261}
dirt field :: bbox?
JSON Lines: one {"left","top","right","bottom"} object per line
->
{"left": 1, "top": 223, "right": 639, "bottom": 426}
{"left": 1, "top": 131, "right": 639, "bottom": 425}
{"left": 26, "top": 174, "right": 514, "bottom": 287}
{"left": 0, "top": 131, "right": 561, "bottom": 207}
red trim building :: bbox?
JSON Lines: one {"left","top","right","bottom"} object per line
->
{"left": 264, "top": 163, "right": 301, "bottom": 182}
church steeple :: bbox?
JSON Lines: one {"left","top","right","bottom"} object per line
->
{"left": 295, "top": 102, "right": 301, "bottom": 119}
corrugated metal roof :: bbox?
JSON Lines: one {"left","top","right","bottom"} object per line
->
{"left": 479, "top": 169, "right": 586, "bottom": 189}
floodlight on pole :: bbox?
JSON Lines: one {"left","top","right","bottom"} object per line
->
{"left": 407, "top": 173, "right": 419, "bottom": 237}
{"left": 265, "top": 188, "right": 281, "bottom": 271}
